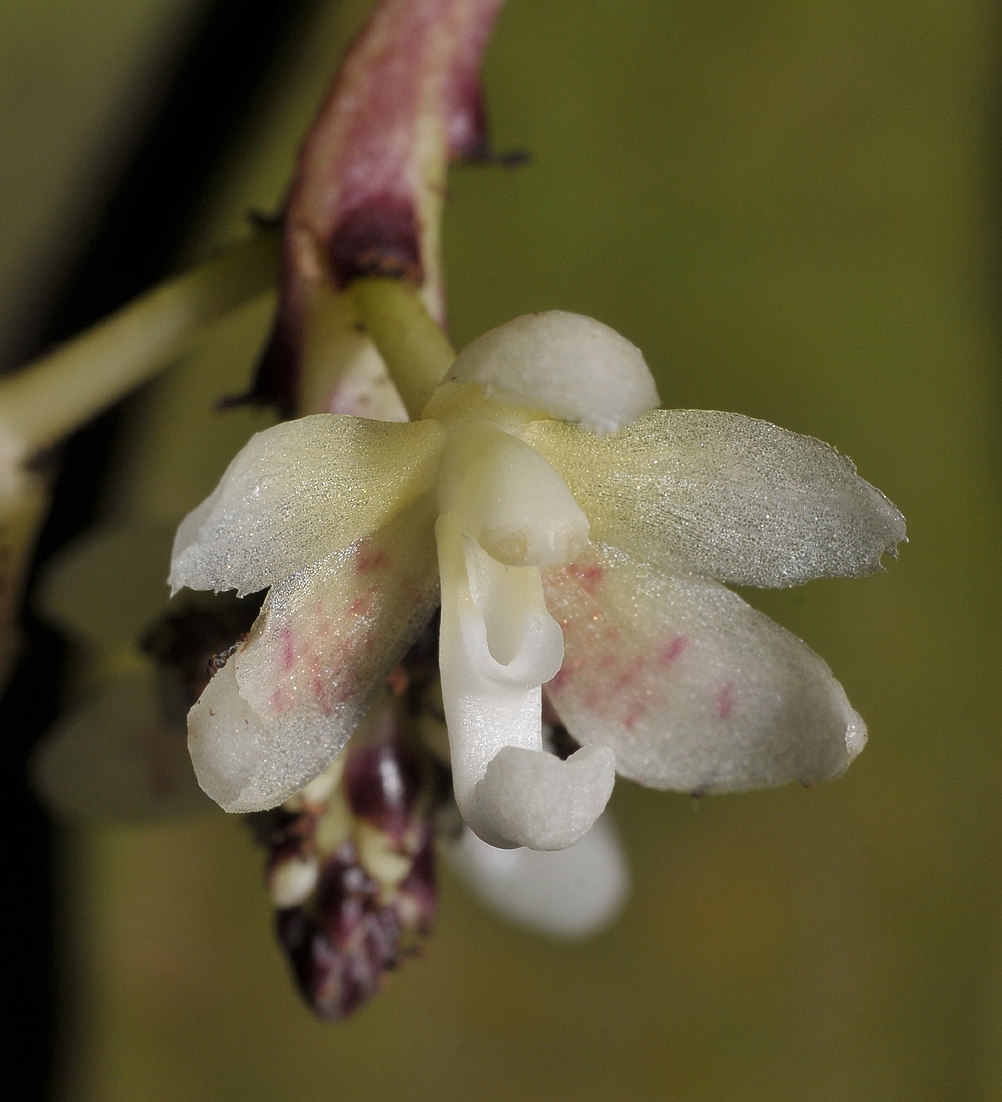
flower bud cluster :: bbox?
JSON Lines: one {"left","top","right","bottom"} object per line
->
{"left": 259, "top": 700, "right": 439, "bottom": 1021}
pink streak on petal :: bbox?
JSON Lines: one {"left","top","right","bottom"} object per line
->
{"left": 567, "top": 562, "right": 604, "bottom": 595}
{"left": 623, "top": 701, "right": 648, "bottom": 731}
{"left": 659, "top": 633, "right": 688, "bottom": 666}
{"left": 280, "top": 626, "right": 295, "bottom": 671}
{"left": 716, "top": 682, "right": 736, "bottom": 720}
{"left": 355, "top": 542, "right": 389, "bottom": 574}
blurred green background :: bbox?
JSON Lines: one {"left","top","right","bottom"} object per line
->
{"left": 3, "top": 0, "right": 1000, "bottom": 1098}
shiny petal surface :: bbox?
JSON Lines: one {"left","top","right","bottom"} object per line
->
{"left": 170, "top": 415, "right": 444, "bottom": 597}
{"left": 525, "top": 409, "right": 905, "bottom": 587}
{"left": 542, "top": 542, "right": 866, "bottom": 793}
{"left": 444, "top": 814, "right": 630, "bottom": 938}
{"left": 189, "top": 498, "right": 440, "bottom": 812}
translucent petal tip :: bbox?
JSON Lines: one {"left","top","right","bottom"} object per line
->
{"left": 187, "top": 660, "right": 348, "bottom": 813}
{"left": 845, "top": 710, "right": 868, "bottom": 762}
{"left": 445, "top": 815, "right": 630, "bottom": 938}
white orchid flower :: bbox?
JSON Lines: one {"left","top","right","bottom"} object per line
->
{"left": 169, "top": 310, "right": 904, "bottom": 851}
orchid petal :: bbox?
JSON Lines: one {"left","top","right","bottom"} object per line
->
{"left": 444, "top": 814, "right": 629, "bottom": 939}
{"left": 187, "top": 660, "right": 273, "bottom": 812}
{"left": 447, "top": 311, "right": 661, "bottom": 433}
{"left": 188, "top": 498, "right": 439, "bottom": 812}
{"left": 32, "top": 670, "right": 213, "bottom": 820}
{"left": 542, "top": 542, "right": 866, "bottom": 793}
{"left": 170, "top": 415, "right": 445, "bottom": 597}
{"left": 525, "top": 410, "right": 905, "bottom": 587}
{"left": 436, "top": 511, "right": 615, "bottom": 849}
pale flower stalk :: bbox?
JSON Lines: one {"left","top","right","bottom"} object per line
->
{"left": 0, "top": 231, "right": 279, "bottom": 686}
{"left": 170, "top": 308, "right": 905, "bottom": 852}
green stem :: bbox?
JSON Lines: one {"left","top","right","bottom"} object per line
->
{"left": 0, "top": 472, "right": 50, "bottom": 682}
{"left": 0, "top": 229, "right": 280, "bottom": 458}
{"left": 349, "top": 277, "right": 455, "bottom": 419}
